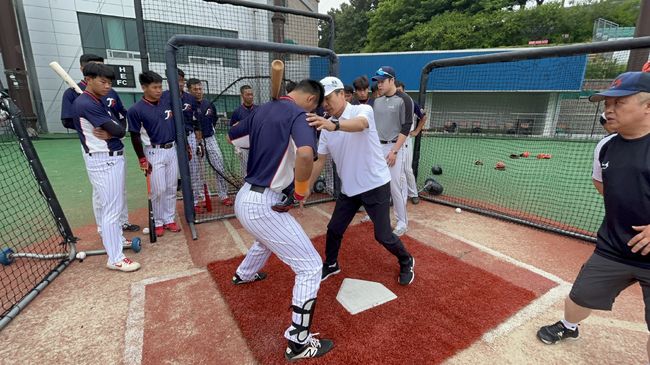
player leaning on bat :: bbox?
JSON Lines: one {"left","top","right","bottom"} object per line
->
{"left": 306, "top": 76, "right": 415, "bottom": 286}
{"left": 71, "top": 63, "right": 140, "bottom": 272}
{"left": 60, "top": 54, "right": 140, "bottom": 235}
{"left": 127, "top": 71, "right": 181, "bottom": 238}
{"left": 228, "top": 79, "right": 335, "bottom": 361}
{"left": 187, "top": 78, "right": 233, "bottom": 206}
{"left": 175, "top": 69, "right": 207, "bottom": 214}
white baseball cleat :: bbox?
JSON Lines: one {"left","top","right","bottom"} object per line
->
{"left": 107, "top": 257, "right": 141, "bottom": 272}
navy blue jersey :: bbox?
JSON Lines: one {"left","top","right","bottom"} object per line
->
{"left": 181, "top": 91, "right": 199, "bottom": 132}
{"left": 196, "top": 99, "right": 217, "bottom": 138}
{"left": 61, "top": 81, "right": 127, "bottom": 125}
{"left": 228, "top": 97, "right": 317, "bottom": 191}
{"left": 127, "top": 93, "right": 176, "bottom": 145}
{"left": 73, "top": 91, "right": 124, "bottom": 153}
{"left": 230, "top": 104, "right": 257, "bottom": 127}
{"left": 595, "top": 133, "right": 650, "bottom": 269}
{"left": 413, "top": 101, "right": 424, "bottom": 120}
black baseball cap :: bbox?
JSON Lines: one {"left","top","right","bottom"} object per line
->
{"left": 372, "top": 66, "right": 396, "bottom": 81}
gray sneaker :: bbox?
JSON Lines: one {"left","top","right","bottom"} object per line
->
{"left": 393, "top": 226, "right": 407, "bottom": 236}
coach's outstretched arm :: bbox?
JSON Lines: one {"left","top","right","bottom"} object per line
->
{"left": 307, "top": 113, "right": 368, "bottom": 132}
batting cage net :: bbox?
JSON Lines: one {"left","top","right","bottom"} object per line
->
{"left": 415, "top": 37, "right": 650, "bottom": 241}
{"left": 0, "top": 92, "right": 76, "bottom": 329}
{"left": 137, "top": 0, "right": 336, "bottom": 224}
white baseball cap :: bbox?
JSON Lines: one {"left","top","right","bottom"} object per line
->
{"left": 320, "top": 76, "right": 344, "bottom": 96}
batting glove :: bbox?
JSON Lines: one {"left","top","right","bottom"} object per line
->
{"left": 139, "top": 157, "right": 152, "bottom": 175}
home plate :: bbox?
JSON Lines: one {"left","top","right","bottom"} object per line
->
{"left": 336, "top": 278, "right": 397, "bottom": 315}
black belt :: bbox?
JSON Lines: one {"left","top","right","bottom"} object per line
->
{"left": 151, "top": 142, "right": 175, "bottom": 149}
{"left": 250, "top": 184, "right": 266, "bottom": 193}
{"left": 380, "top": 139, "right": 398, "bottom": 144}
{"left": 88, "top": 150, "right": 124, "bottom": 156}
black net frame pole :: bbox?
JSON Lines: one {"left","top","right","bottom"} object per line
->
{"left": 133, "top": 0, "right": 150, "bottom": 73}
{"left": 414, "top": 35, "right": 650, "bottom": 180}
{"left": 204, "top": 0, "right": 335, "bottom": 51}
{"left": 165, "top": 34, "right": 338, "bottom": 239}
{"left": 0, "top": 92, "right": 77, "bottom": 331}
{"left": 413, "top": 35, "right": 650, "bottom": 242}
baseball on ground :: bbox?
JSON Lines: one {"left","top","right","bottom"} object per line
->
{"left": 143, "top": 227, "right": 150, "bottom": 234}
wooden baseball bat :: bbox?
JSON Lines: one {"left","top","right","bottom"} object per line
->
{"left": 270, "top": 60, "right": 284, "bottom": 100}
{"left": 49, "top": 61, "right": 82, "bottom": 94}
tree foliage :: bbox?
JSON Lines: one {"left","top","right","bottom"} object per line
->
{"left": 322, "top": 0, "right": 641, "bottom": 53}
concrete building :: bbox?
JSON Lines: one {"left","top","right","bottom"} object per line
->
{"left": 2, "top": 0, "right": 321, "bottom": 133}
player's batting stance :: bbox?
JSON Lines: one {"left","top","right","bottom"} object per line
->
{"left": 306, "top": 77, "right": 415, "bottom": 285}
{"left": 228, "top": 79, "right": 334, "bottom": 361}
{"left": 72, "top": 63, "right": 140, "bottom": 272}
{"left": 127, "top": 71, "right": 181, "bottom": 237}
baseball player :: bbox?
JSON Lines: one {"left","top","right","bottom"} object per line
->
{"left": 72, "top": 62, "right": 140, "bottom": 272}
{"left": 228, "top": 79, "right": 333, "bottom": 361}
{"left": 306, "top": 76, "right": 415, "bottom": 285}
{"left": 537, "top": 72, "right": 650, "bottom": 362}
{"left": 127, "top": 71, "right": 181, "bottom": 237}
{"left": 230, "top": 85, "right": 257, "bottom": 178}
{"left": 176, "top": 69, "right": 205, "bottom": 214}
{"left": 60, "top": 54, "right": 140, "bottom": 235}
{"left": 352, "top": 75, "right": 371, "bottom": 105}
{"left": 372, "top": 66, "right": 414, "bottom": 236}
{"left": 395, "top": 80, "right": 427, "bottom": 204}
{"left": 187, "top": 78, "right": 233, "bottom": 207}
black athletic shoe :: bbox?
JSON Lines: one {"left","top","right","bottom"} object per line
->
{"left": 232, "top": 272, "right": 267, "bottom": 285}
{"left": 122, "top": 223, "right": 141, "bottom": 232}
{"left": 321, "top": 262, "right": 341, "bottom": 281}
{"left": 399, "top": 256, "right": 415, "bottom": 285}
{"left": 285, "top": 334, "right": 334, "bottom": 362}
{"left": 537, "top": 321, "right": 579, "bottom": 344}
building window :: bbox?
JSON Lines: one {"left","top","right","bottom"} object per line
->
{"left": 144, "top": 20, "right": 239, "bottom": 67}
{"left": 77, "top": 13, "right": 140, "bottom": 58}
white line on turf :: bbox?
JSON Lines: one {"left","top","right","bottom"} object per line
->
{"left": 431, "top": 227, "right": 568, "bottom": 285}
{"left": 482, "top": 283, "right": 572, "bottom": 343}
{"left": 223, "top": 220, "right": 248, "bottom": 255}
{"left": 428, "top": 226, "right": 573, "bottom": 345}
{"left": 123, "top": 268, "right": 205, "bottom": 365}
{"left": 311, "top": 206, "right": 333, "bottom": 219}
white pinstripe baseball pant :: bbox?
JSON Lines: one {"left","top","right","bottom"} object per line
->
{"left": 204, "top": 135, "right": 228, "bottom": 200}
{"left": 405, "top": 137, "right": 418, "bottom": 198}
{"left": 145, "top": 145, "right": 178, "bottom": 227}
{"left": 83, "top": 151, "right": 128, "bottom": 244}
{"left": 83, "top": 152, "right": 126, "bottom": 265}
{"left": 234, "top": 183, "right": 322, "bottom": 344}
{"left": 187, "top": 131, "right": 205, "bottom": 205}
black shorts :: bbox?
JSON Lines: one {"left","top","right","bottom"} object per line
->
{"left": 569, "top": 253, "right": 650, "bottom": 330}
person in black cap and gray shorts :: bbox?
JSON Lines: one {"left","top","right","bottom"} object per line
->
{"left": 537, "top": 72, "right": 650, "bottom": 362}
